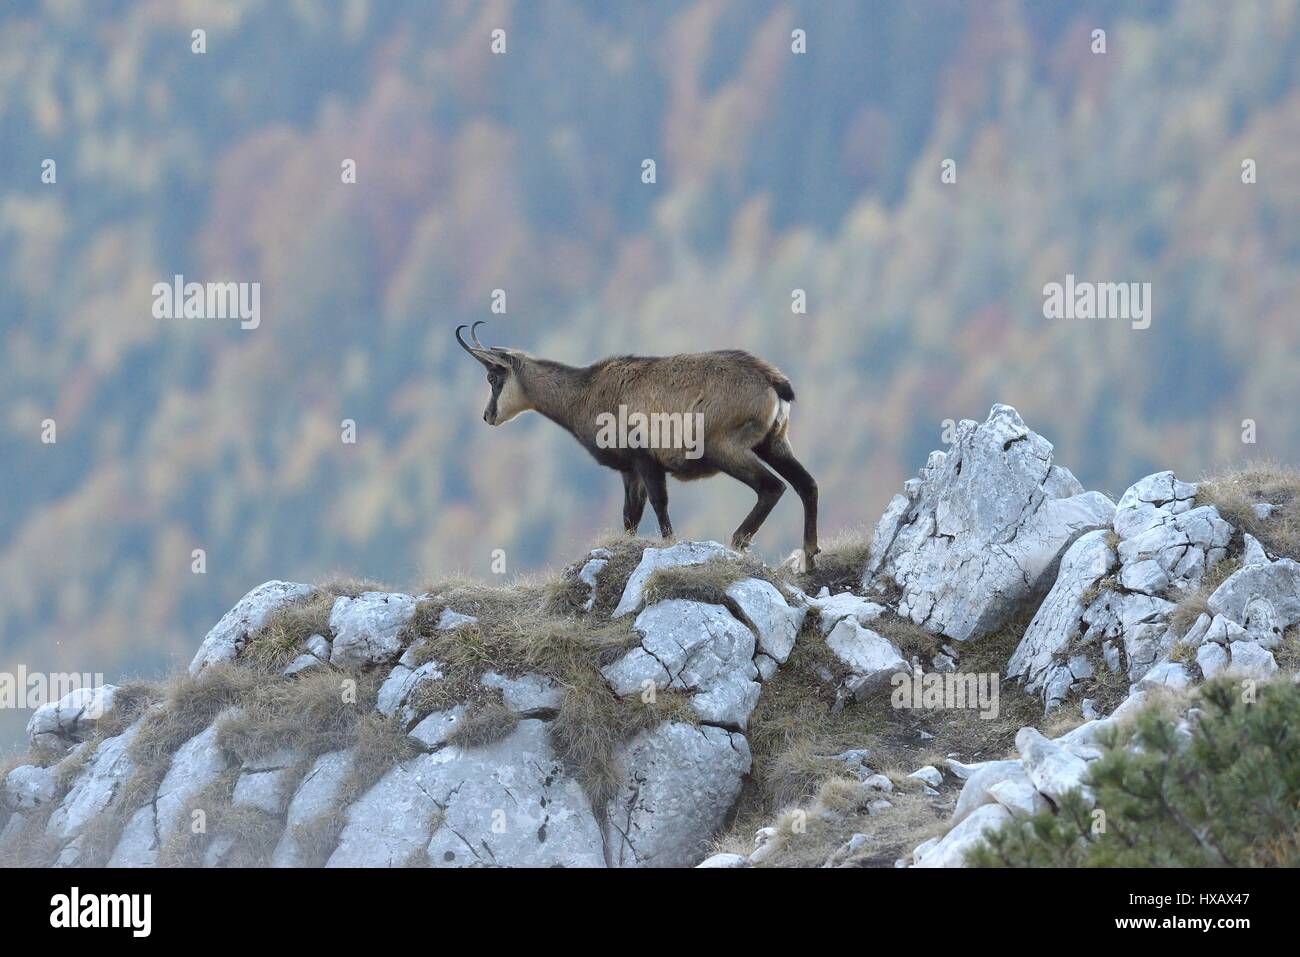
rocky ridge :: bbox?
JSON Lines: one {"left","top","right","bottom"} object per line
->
{"left": 3, "top": 405, "right": 1297, "bottom": 868}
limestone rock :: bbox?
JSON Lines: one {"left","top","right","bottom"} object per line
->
{"left": 913, "top": 803, "right": 1012, "bottom": 868}
{"left": 696, "top": 852, "right": 748, "bottom": 868}
{"left": 154, "top": 720, "right": 232, "bottom": 844}
{"left": 604, "top": 722, "right": 750, "bottom": 868}
{"left": 330, "top": 719, "right": 605, "bottom": 868}
{"left": 3, "top": 765, "right": 56, "bottom": 813}
{"left": 232, "top": 749, "right": 301, "bottom": 816}
{"left": 479, "top": 671, "right": 563, "bottom": 713}
{"left": 272, "top": 750, "right": 355, "bottom": 867}
{"left": 825, "top": 619, "right": 910, "bottom": 699}
{"left": 1112, "top": 471, "right": 1199, "bottom": 540}
{"left": 806, "top": 591, "right": 887, "bottom": 635}
{"left": 1008, "top": 529, "right": 1117, "bottom": 708}
{"left": 602, "top": 599, "right": 760, "bottom": 728}
{"left": 1196, "top": 641, "right": 1229, "bottom": 679}
{"left": 408, "top": 707, "right": 469, "bottom": 749}
{"left": 423, "top": 720, "right": 605, "bottom": 868}
{"left": 1015, "top": 727, "right": 1093, "bottom": 805}
{"left": 1115, "top": 505, "right": 1231, "bottom": 592}
{"left": 725, "top": 577, "right": 805, "bottom": 663}
{"left": 864, "top": 405, "right": 1114, "bottom": 642}
{"left": 328, "top": 592, "right": 418, "bottom": 669}
{"left": 950, "top": 759, "right": 1026, "bottom": 825}
{"left": 1226, "top": 641, "right": 1278, "bottom": 679}
{"left": 46, "top": 724, "right": 142, "bottom": 848}
{"left": 988, "top": 775, "right": 1051, "bottom": 817}
{"left": 25, "top": 684, "right": 119, "bottom": 751}
{"left": 376, "top": 660, "right": 443, "bottom": 728}
{"left": 190, "top": 581, "right": 316, "bottom": 674}
{"left": 612, "top": 541, "right": 738, "bottom": 618}
{"left": 1208, "top": 558, "right": 1300, "bottom": 644}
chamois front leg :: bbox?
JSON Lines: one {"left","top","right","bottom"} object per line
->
{"left": 621, "top": 470, "right": 647, "bottom": 533}
{"left": 634, "top": 458, "right": 672, "bottom": 539}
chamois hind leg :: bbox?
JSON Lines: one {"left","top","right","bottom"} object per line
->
{"left": 621, "top": 470, "right": 647, "bottom": 534}
{"left": 756, "top": 435, "right": 819, "bottom": 569}
{"left": 634, "top": 458, "right": 673, "bottom": 539}
{"left": 715, "top": 449, "right": 786, "bottom": 552}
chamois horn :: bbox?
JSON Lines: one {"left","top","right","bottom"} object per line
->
{"left": 456, "top": 322, "right": 506, "bottom": 368}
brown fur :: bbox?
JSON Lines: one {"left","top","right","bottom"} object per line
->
{"left": 456, "top": 326, "right": 819, "bottom": 566}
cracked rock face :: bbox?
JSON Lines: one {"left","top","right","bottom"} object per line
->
{"left": 44, "top": 723, "right": 141, "bottom": 855}
{"left": 806, "top": 590, "right": 887, "bottom": 635}
{"left": 232, "top": 748, "right": 301, "bottom": 816}
{"left": 190, "top": 581, "right": 317, "bottom": 675}
{"left": 377, "top": 659, "right": 444, "bottom": 728}
{"left": 1009, "top": 471, "right": 1239, "bottom": 708}
{"left": 1007, "top": 529, "right": 1117, "bottom": 709}
{"left": 864, "top": 404, "right": 1115, "bottom": 642}
{"left": 328, "top": 591, "right": 418, "bottom": 669}
{"left": 602, "top": 599, "right": 761, "bottom": 729}
{"left": 330, "top": 720, "right": 605, "bottom": 868}
{"left": 110, "top": 716, "right": 234, "bottom": 866}
{"left": 604, "top": 721, "right": 750, "bottom": 868}
{"left": 423, "top": 719, "right": 605, "bottom": 868}
{"left": 272, "top": 750, "right": 354, "bottom": 867}
{"left": 1115, "top": 504, "right": 1231, "bottom": 593}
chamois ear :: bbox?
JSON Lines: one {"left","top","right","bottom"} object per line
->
{"left": 455, "top": 323, "right": 511, "bottom": 369}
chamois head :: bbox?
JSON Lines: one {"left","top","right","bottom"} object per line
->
{"left": 455, "top": 322, "right": 530, "bottom": 425}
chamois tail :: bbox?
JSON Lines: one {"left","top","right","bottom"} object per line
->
{"left": 770, "top": 374, "right": 795, "bottom": 403}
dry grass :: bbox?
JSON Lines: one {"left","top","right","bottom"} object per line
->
{"left": 1276, "top": 627, "right": 1300, "bottom": 672}
{"left": 214, "top": 668, "right": 382, "bottom": 763}
{"left": 443, "top": 697, "right": 519, "bottom": 749}
{"left": 779, "top": 526, "right": 874, "bottom": 595}
{"left": 124, "top": 666, "right": 262, "bottom": 809}
{"left": 737, "top": 626, "right": 862, "bottom": 814}
{"left": 872, "top": 615, "right": 944, "bottom": 662}
{"left": 534, "top": 534, "right": 657, "bottom": 618}
{"left": 640, "top": 555, "right": 780, "bottom": 608}
{"left": 317, "top": 574, "right": 392, "bottom": 598}
{"left": 243, "top": 590, "right": 336, "bottom": 670}
{"left": 276, "top": 713, "right": 419, "bottom": 866}
{"left": 1198, "top": 461, "right": 1300, "bottom": 562}
{"left": 157, "top": 770, "right": 241, "bottom": 867}
{"left": 0, "top": 802, "right": 61, "bottom": 867}
{"left": 1168, "top": 557, "right": 1240, "bottom": 637}
{"left": 721, "top": 778, "right": 948, "bottom": 868}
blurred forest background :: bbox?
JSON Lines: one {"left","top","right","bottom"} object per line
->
{"left": 2, "top": 0, "right": 1299, "bottom": 747}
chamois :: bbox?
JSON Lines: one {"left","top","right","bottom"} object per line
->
{"left": 456, "top": 323, "right": 820, "bottom": 569}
